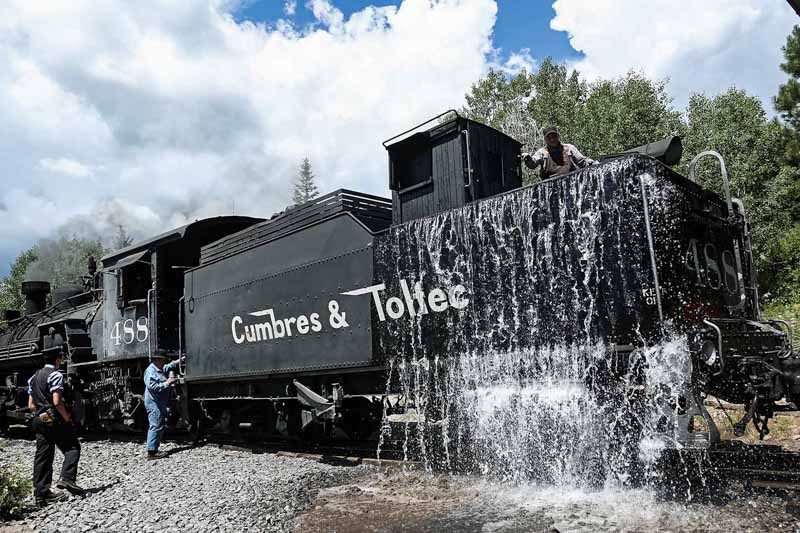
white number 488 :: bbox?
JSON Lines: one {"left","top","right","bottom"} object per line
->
{"left": 110, "top": 317, "right": 149, "bottom": 346}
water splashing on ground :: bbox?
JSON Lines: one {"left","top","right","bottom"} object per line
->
{"left": 383, "top": 339, "right": 694, "bottom": 489}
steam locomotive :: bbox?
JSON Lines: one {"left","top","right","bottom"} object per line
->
{"left": 0, "top": 111, "right": 796, "bottom": 453}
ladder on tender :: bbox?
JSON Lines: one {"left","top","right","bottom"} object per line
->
{"left": 688, "top": 151, "right": 761, "bottom": 319}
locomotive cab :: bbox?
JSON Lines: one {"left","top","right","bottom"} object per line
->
{"left": 80, "top": 216, "right": 262, "bottom": 431}
{"left": 98, "top": 216, "right": 262, "bottom": 362}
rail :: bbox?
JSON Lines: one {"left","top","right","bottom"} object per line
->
{"left": 462, "top": 128, "right": 474, "bottom": 196}
{"left": 639, "top": 174, "right": 664, "bottom": 323}
{"left": 178, "top": 294, "right": 185, "bottom": 375}
{"left": 703, "top": 318, "right": 725, "bottom": 377}
{"left": 146, "top": 287, "right": 154, "bottom": 360}
{"left": 382, "top": 109, "right": 459, "bottom": 148}
{"left": 731, "top": 198, "right": 761, "bottom": 319}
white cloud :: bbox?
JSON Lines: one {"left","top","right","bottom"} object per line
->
{"left": 551, "top": 0, "right": 796, "bottom": 108}
{"left": 492, "top": 47, "right": 536, "bottom": 76}
{"left": 39, "top": 157, "right": 94, "bottom": 178}
{"left": 306, "top": 0, "right": 345, "bottom": 32}
{"left": 284, "top": 0, "right": 297, "bottom": 16}
{"left": 0, "top": 0, "right": 498, "bottom": 268}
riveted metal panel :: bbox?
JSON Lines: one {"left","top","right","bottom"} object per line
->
{"left": 185, "top": 215, "right": 378, "bottom": 381}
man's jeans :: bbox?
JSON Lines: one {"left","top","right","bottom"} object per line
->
{"left": 145, "top": 399, "right": 168, "bottom": 452}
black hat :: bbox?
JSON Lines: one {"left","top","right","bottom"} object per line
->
{"left": 543, "top": 126, "right": 560, "bottom": 138}
{"left": 151, "top": 349, "right": 169, "bottom": 360}
{"left": 42, "top": 346, "right": 63, "bottom": 364}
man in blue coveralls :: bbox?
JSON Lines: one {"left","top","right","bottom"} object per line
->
{"left": 143, "top": 350, "right": 178, "bottom": 459}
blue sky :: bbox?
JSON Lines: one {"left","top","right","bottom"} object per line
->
{"left": 234, "top": 0, "right": 584, "bottom": 64}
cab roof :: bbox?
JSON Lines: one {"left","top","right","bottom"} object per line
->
{"left": 101, "top": 216, "right": 262, "bottom": 269}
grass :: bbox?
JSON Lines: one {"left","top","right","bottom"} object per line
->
{"left": 705, "top": 399, "right": 800, "bottom": 443}
{"left": 762, "top": 300, "right": 800, "bottom": 351}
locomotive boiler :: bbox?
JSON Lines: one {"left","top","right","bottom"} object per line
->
{"left": 0, "top": 111, "right": 796, "bottom": 464}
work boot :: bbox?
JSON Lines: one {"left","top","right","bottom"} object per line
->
{"left": 147, "top": 450, "right": 168, "bottom": 460}
{"left": 56, "top": 478, "right": 84, "bottom": 494}
{"left": 35, "top": 490, "right": 67, "bottom": 507}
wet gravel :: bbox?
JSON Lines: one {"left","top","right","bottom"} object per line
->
{"left": 298, "top": 469, "right": 800, "bottom": 533}
{"left": 0, "top": 438, "right": 367, "bottom": 533}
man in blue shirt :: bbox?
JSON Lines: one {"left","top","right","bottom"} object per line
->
{"left": 143, "top": 350, "right": 179, "bottom": 459}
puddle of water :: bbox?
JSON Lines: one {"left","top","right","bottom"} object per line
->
{"left": 296, "top": 470, "right": 800, "bottom": 533}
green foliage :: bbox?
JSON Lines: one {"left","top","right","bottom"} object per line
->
{"left": 775, "top": 26, "right": 800, "bottom": 131}
{"left": 577, "top": 73, "right": 683, "bottom": 156}
{"left": 0, "top": 463, "right": 32, "bottom": 520}
{"left": 764, "top": 24, "right": 800, "bottom": 301}
{"left": 293, "top": 157, "right": 319, "bottom": 205}
{"left": 680, "top": 89, "right": 779, "bottom": 194}
{"left": 679, "top": 89, "right": 794, "bottom": 276}
{"left": 776, "top": 25, "right": 800, "bottom": 165}
{"left": 0, "top": 248, "right": 37, "bottom": 319}
{"left": 761, "top": 226, "right": 800, "bottom": 303}
{"left": 463, "top": 59, "right": 681, "bottom": 183}
{"left": 27, "top": 236, "right": 106, "bottom": 290}
{"left": 463, "top": 69, "right": 529, "bottom": 128}
{"left": 525, "top": 59, "right": 585, "bottom": 144}
{"left": 0, "top": 235, "right": 106, "bottom": 328}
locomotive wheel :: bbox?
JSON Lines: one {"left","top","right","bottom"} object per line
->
{"left": 188, "top": 418, "right": 207, "bottom": 445}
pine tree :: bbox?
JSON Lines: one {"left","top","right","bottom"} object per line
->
{"left": 292, "top": 157, "right": 319, "bottom": 205}
{"left": 776, "top": 25, "right": 800, "bottom": 164}
{"left": 112, "top": 224, "right": 134, "bottom": 250}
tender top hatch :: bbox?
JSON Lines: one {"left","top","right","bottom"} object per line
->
{"left": 199, "top": 189, "right": 392, "bottom": 266}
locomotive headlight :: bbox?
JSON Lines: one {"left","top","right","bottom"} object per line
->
{"left": 700, "top": 339, "right": 718, "bottom": 366}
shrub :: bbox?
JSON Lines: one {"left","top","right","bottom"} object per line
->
{"left": 0, "top": 463, "right": 31, "bottom": 520}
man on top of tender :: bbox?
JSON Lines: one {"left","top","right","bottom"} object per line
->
{"left": 521, "top": 126, "right": 596, "bottom": 180}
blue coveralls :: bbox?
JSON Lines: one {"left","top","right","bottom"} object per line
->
{"left": 143, "top": 360, "right": 179, "bottom": 452}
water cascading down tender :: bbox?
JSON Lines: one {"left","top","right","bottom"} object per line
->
{"left": 374, "top": 111, "right": 795, "bottom": 483}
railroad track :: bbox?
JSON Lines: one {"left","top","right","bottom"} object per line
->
{"left": 708, "top": 442, "right": 800, "bottom": 488}
{"left": 2, "top": 420, "right": 418, "bottom": 467}
{"left": 86, "top": 428, "right": 417, "bottom": 468}
{"left": 179, "top": 436, "right": 800, "bottom": 490}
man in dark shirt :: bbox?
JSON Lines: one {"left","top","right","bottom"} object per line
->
{"left": 521, "top": 126, "right": 596, "bottom": 179}
{"left": 27, "top": 340, "right": 82, "bottom": 505}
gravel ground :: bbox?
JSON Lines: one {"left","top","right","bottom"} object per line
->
{"left": 4, "top": 437, "right": 800, "bottom": 533}
{"left": 0, "top": 437, "right": 368, "bottom": 533}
